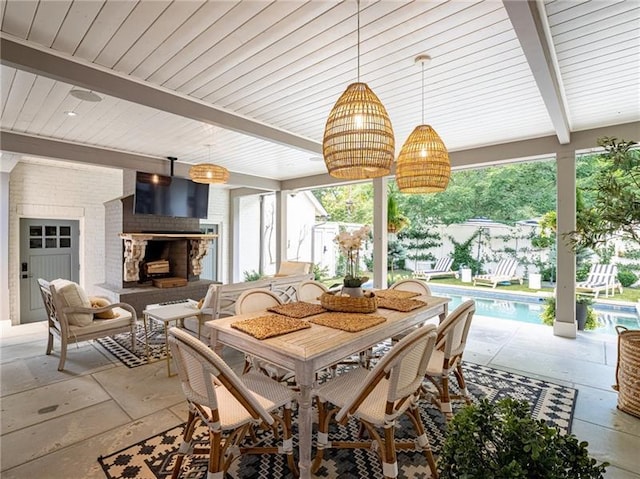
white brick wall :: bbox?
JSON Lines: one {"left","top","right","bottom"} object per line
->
{"left": 8, "top": 161, "right": 123, "bottom": 324}
{"left": 7, "top": 161, "right": 231, "bottom": 324}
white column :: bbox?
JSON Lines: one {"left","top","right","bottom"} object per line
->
{"left": 554, "top": 148, "right": 577, "bottom": 338}
{"left": 275, "top": 190, "right": 288, "bottom": 270}
{"left": 1, "top": 172, "right": 11, "bottom": 321}
{"left": 229, "top": 193, "right": 241, "bottom": 283}
{"left": 373, "top": 178, "right": 388, "bottom": 289}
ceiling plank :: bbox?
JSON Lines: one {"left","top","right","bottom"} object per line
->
{"left": 0, "top": 35, "right": 322, "bottom": 156}
{"left": 503, "top": 0, "right": 570, "bottom": 144}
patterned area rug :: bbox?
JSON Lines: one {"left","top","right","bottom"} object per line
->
{"left": 96, "top": 322, "right": 169, "bottom": 368}
{"left": 98, "top": 363, "right": 577, "bottom": 479}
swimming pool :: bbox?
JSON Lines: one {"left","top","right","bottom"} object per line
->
{"left": 428, "top": 287, "right": 640, "bottom": 335}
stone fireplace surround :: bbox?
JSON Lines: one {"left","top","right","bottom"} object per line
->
{"left": 97, "top": 195, "right": 218, "bottom": 314}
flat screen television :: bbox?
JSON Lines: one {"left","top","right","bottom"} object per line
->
{"left": 134, "top": 172, "right": 209, "bottom": 219}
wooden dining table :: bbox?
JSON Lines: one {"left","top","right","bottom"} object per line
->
{"left": 205, "top": 294, "right": 449, "bottom": 479}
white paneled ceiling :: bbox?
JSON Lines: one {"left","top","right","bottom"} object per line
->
{"left": 1, "top": 0, "right": 639, "bottom": 183}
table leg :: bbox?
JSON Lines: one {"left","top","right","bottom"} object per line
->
{"left": 163, "top": 321, "right": 175, "bottom": 377}
{"left": 296, "top": 374, "right": 314, "bottom": 479}
{"left": 439, "top": 304, "right": 448, "bottom": 323}
{"left": 143, "top": 313, "right": 150, "bottom": 361}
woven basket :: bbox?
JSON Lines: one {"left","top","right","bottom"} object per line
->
{"left": 613, "top": 326, "right": 640, "bottom": 418}
{"left": 320, "top": 292, "right": 378, "bottom": 314}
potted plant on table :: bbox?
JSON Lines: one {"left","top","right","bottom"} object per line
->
{"left": 440, "top": 398, "right": 608, "bottom": 478}
{"left": 335, "top": 225, "right": 370, "bottom": 297}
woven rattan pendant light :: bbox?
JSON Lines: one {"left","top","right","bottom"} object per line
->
{"left": 189, "top": 145, "right": 230, "bottom": 184}
{"left": 322, "top": 0, "right": 394, "bottom": 180}
{"left": 396, "top": 55, "right": 450, "bottom": 193}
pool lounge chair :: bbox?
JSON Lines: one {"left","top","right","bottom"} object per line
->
{"left": 414, "top": 257, "right": 458, "bottom": 281}
{"left": 576, "top": 264, "right": 623, "bottom": 298}
{"left": 473, "top": 258, "right": 522, "bottom": 288}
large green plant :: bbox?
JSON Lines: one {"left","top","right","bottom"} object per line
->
{"left": 440, "top": 398, "right": 608, "bottom": 479}
{"left": 569, "top": 137, "right": 640, "bottom": 249}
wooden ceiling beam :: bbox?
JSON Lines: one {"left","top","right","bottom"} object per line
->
{"left": 0, "top": 130, "right": 281, "bottom": 191}
{"left": 503, "top": 0, "right": 571, "bottom": 144}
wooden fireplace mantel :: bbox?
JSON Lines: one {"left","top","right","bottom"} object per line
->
{"left": 120, "top": 233, "right": 217, "bottom": 241}
{"left": 120, "top": 233, "right": 218, "bottom": 282}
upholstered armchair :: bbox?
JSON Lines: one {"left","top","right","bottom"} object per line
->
{"left": 38, "top": 278, "right": 137, "bottom": 371}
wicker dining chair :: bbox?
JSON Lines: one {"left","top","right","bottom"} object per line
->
{"left": 312, "top": 324, "right": 440, "bottom": 479}
{"left": 167, "top": 327, "right": 299, "bottom": 479}
{"left": 296, "top": 280, "right": 329, "bottom": 301}
{"left": 387, "top": 278, "right": 433, "bottom": 347}
{"left": 235, "top": 288, "right": 295, "bottom": 382}
{"left": 390, "top": 278, "right": 431, "bottom": 296}
{"left": 423, "top": 299, "right": 476, "bottom": 420}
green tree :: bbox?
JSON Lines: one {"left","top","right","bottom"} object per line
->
{"left": 569, "top": 137, "right": 640, "bottom": 249}
{"left": 312, "top": 184, "right": 373, "bottom": 224}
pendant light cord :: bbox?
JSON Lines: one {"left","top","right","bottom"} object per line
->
{"left": 421, "top": 60, "right": 425, "bottom": 124}
{"left": 357, "top": 0, "right": 360, "bottom": 82}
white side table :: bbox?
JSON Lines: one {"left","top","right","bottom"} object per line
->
{"left": 143, "top": 300, "right": 202, "bottom": 376}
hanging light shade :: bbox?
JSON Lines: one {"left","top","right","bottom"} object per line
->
{"left": 189, "top": 163, "right": 229, "bottom": 184}
{"left": 323, "top": 82, "right": 395, "bottom": 179}
{"left": 396, "top": 55, "right": 450, "bottom": 193}
{"left": 322, "top": 0, "right": 394, "bottom": 180}
{"left": 396, "top": 125, "right": 450, "bottom": 193}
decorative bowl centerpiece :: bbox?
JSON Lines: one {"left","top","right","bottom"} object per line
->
{"left": 320, "top": 291, "right": 378, "bottom": 314}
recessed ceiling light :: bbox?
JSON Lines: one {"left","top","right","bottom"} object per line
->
{"left": 69, "top": 89, "right": 102, "bottom": 102}
{"left": 308, "top": 156, "right": 323, "bottom": 162}
{"left": 64, "top": 111, "right": 77, "bottom": 117}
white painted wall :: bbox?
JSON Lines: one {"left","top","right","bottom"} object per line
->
{"left": 403, "top": 222, "right": 544, "bottom": 278}
{"left": 237, "top": 195, "right": 262, "bottom": 280}
{"left": 203, "top": 186, "right": 230, "bottom": 283}
{"left": 285, "top": 192, "right": 318, "bottom": 263}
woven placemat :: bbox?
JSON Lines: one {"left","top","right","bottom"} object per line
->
{"left": 375, "top": 289, "right": 421, "bottom": 300}
{"left": 231, "top": 315, "right": 311, "bottom": 340}
{"left": 309, "top": 312, "right": 386, "bottom": 332}
{"left": 377, "top": 297, "right": 427, "bottom": 312}
{"left": 267, "top": 302, "right": 327, "bottom": 318}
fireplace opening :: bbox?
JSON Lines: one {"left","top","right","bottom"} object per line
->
{"left": 138, "top": 239, "right": 189, "bottom": 284}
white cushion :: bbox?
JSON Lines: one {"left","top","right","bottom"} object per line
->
{"left": 50, "top": 279, "right": 93, "bottom": 327}
{"left": 68, "top": 308, "right": 133, "bottom": 335}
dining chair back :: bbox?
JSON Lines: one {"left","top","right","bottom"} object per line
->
{"left": 296, "top": 280, "right": 329, "bottom": 301}
{"left": 424, "top": 299, "right": 476, "bottom": 419}
{"left": 234, "top": 288, "right": 293, "bottom": 381}
{"left": 388, "top": 278, "right": 432, "bottom": 346}
{"left": 167, "top": 327, "right": 298, "bottom": 478}
{"left": 235, "top": 288, "right": 283, "bottom": 315}
{"left": 313, "top": 324, "right": 440, "bottom": 478}
{"left": 389, "top": 278, "right": 431, "bottom": 296}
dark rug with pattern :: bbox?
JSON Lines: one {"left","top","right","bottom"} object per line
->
{"left": 96, "top": 322, "right": 168, "bottom": 368}
{"left": 98, "top": 363, "right": 576, "bottom": 479}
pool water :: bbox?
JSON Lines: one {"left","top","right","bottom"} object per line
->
{"left": 441, "top": 293, "right": 640, "bottom": 335}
